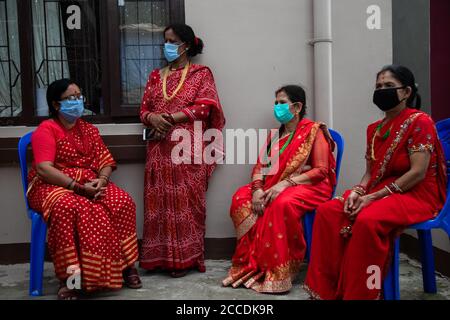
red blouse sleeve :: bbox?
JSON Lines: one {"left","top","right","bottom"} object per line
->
{"left": 304, "top": 129, "right": 330, "bottom": 184}
{"left": 31, "top": 122, "right": 58, "bottom": 164}
{"left": 407, "top": 114, "right": 437, "bottom": 155}
{"left": 140, "top": 69, "right": 159, "bottom": 126}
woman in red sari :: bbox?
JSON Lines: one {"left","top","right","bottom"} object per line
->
{"left": 27, "top": 79, "right": 141, "bottom": 299}
{"left": 222, "top": 85, "right": 336, "bottom": 293}
{"left": 304, "top": 65, "right": 447, "bottom": 300}
{"left": 139, "top": 24, "right": 225, "bottom": 277}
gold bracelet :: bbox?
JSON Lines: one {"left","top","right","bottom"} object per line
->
{"left": 352, "top": 186, "right": 366, "bottom": 196}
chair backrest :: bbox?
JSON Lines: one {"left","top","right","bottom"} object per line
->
{"left": 435, "top": 118, "right": 450, "bottom": 228}
{"left": 18, "top": 131, "right": 33, "bottom": 218}
{"left": 329, "top": 129, "right": 344, "bottom": 188}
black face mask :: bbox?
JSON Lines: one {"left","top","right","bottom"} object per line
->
{"left": 373, "top": 87, "right": 406, "bottom": 111}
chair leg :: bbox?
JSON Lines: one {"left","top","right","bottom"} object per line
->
{"left": 303, "top": 211, "right": 316, "bottom": 261}
{"left": 29, "top": 214, "right": 47, "bottom": 296}
{"left": 417, "top": 229, "right": 437, "bottom": 294}
{"left": 383, "top": 238, "right": 400, "bottom": 300}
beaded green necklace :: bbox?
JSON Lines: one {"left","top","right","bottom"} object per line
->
{"left": 376, "top": 122, "right": 391, "bottom": 140}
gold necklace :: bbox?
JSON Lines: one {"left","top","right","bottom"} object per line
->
{"left": 162, "top": 62, "right": 190, "bottom": 101}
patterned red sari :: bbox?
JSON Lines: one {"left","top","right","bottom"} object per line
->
{"left": 139, "top": 64, "right": 225, "bottom": 271}
{"left": 304, "top": 108, "right": 447, "bottom": 300}
{"left": 27, "top": 119, "right": 139, "bottom": 292}
{"left": 222, "top": 118, "right": 336, "bottom": 293}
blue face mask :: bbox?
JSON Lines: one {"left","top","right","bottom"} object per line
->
{"left": 274, "top": 103, "right": 294, "bottom": 124}
{"left": 59, "top": 99, "right": 84, "bottom": 123}
{"left": 164, "top": 42, "right": 184, "bottom": 62}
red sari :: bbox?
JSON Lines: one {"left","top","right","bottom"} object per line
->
{"left": 27, "top": 119, "right": 139, "bottom": 292}
{"left": 304, "top": 108, "right": 447, "bottom": 300}
{"left": 222, "top": 118, "right": 336, "bottom": 293}
{"left": 139, "top": 64, "right": 225, "bottom": 272}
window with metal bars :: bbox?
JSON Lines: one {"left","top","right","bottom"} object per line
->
{"left": 0, "top": 0, "right": 21, "bottom": 123}
{"left": 0, "top": 0, "right": 184, "bottom": 126}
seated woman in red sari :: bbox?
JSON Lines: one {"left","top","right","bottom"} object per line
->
{"left": 222, "top": 85, "right": 337, "bottom": 293}
{"left": 27, "top": 79, "right": 141, "bottom": 300}
{"left": 304, "top": 65, "right": 447, "bottom": 300}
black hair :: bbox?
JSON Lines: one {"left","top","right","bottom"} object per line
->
{"left": 164, "top": 23, "right": 204, "bottom": 57}
{"left": 46, "top": 79, "right": 77, "bottom": 118}
{"left": 377, "top": 64, "right": 422, "bottom": 110}
{"left": 275, "top": 85, "right": 307, "bottom": 119}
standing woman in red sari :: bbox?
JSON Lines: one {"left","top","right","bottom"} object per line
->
{"left": 304, "top": 65, "right": 447, "bottom": 300}
{"left": 27, "top": 79, "right": 141, "bottom": 300}
{"left": 222, "top": 85, "right": 336, "bottom": 293}
{"left": 139, "top": 24, "right": 225, "bottom": 277}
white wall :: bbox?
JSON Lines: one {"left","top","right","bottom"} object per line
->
{"left": 331, "top": 0, "right": 392, "bottom": 194}
{"left": 185, "top": 0, "right": 314, "bottom": 238}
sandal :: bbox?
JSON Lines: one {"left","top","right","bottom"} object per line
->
{"left": 57, "top": 285, "right": 80, "bottom": 300}
{"left": 170, "top": 270, "right": 188, "bottom": 278}
{"left": 123, "top": 266, "right": 142, "bottom": 289}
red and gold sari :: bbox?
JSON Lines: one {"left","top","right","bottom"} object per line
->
{"left": 27, "top": 119, "right": 139, "bottom": 292}
{"left": 139, "top": 64, "right": 225, "bottom": 271}
{"left": 222, "top": 118, "right": 336, "bottom": 293}
{"left": 304, "top": 108, "right": 447, "bottom": 300}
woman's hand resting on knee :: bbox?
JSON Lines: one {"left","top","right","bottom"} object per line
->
{"left": 252, "top": 189, "right": 266, "bottom": 216}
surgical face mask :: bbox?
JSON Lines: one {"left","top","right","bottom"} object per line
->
{"left": 164, "top": 42, "right": 185, "bottom": 62}
{"left": 59, "top": 99, "right": 84, "bottom": 123}
{"left": 274, "top": 103, "right": 295, "bottom": 124}
{"left": 373, "top": 87, "right": 406, "bottom": 112}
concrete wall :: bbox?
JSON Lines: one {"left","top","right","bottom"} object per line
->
{"left": 185, "top": 0, "right": 315, "bottom": 238}
{"left": 330, "top": 0, "right": 391, "bottom": 195}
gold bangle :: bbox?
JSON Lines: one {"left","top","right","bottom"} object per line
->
{"left": 352, "top": 186, "right": 366, "bottom": 196}
{"left": 390, "top": 182, "right": 404, "bottom": 193}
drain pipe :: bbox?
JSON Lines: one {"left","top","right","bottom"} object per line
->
{"left": 310, "top": 0, "right": 333, "bottom": 127}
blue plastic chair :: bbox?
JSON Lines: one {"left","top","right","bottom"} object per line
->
{"left": 383, "top": 118, "right": 450, "bottom": 300}
{"left": 18, "top": 131, "right": 47, "bottom": 296}
{"left": 304, "top": 129, "right": 345, "bottom": 260}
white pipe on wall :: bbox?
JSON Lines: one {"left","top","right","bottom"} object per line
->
{"left": 310, "top": 0, "right": 333, "bottom": 127}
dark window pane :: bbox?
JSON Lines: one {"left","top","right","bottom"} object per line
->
{"left": 0, "top": 0, "right": 21, "bottom": 118}
{"left": 119, "top": 0, "right": 169, "bottom": 105}
{"left": 32, "top": 0, "right": 103, "bottom": 116}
